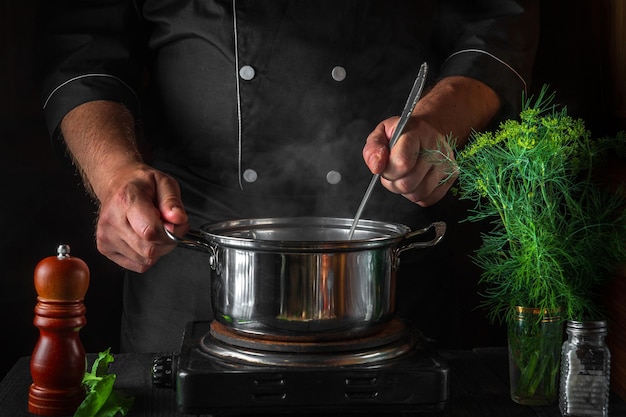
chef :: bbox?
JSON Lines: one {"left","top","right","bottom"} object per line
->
{"left": 36, "top": 0, "right": 540, "bottom": 353}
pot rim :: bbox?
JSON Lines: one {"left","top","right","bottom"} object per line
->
{"left": 199, "top": 216, "right": 410, "bottom": 252}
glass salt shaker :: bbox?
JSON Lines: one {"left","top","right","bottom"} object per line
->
{"left": 559, "top": 320, "right": 611, "bottom": 417}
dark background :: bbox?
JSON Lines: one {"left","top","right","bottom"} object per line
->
{"left": 2, "top": 0, "right": 624, "bottom": 379}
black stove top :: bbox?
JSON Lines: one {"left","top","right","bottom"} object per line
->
{"left": 153, "top": 321, "right": 449, "bottom": 415}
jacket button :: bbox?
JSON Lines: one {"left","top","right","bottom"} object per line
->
{"left": 326, "top": 170, "right": 342, "bottom": 184}
{"left": 239, "top": 65, "right": 256, "bottom": 81}
{"left": 243, "top": 169, "right": 258, "bottom": 183}
{"left": 331, "top": 66, "right": 346, "bottom": 82}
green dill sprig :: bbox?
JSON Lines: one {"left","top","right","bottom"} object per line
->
{"left": 429, "top": 86, "right": 626, "bottom": 324}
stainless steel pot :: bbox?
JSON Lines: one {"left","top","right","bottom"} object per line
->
{"left": 168, "top": 217, "right": 445, "bottom": 341}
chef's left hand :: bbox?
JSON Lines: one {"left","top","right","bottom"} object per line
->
{"left": 363, "top": 116, "right": 455, "bottom": 207}
{"left": 362, "top": 76, "right": 501, "bottom": 207}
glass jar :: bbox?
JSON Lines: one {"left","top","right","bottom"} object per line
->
{"left": 508, "top": 306, "right": 563, "bottom": 405}
{"left": 559, "top": 320, "right": 611, "bottom": 417}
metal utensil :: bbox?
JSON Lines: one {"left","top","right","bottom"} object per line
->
{"left": 348, "top": 62, "right": 429, "bottom": 239}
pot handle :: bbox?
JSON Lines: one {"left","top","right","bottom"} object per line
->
{"left": 395, "top": 221, "right": 446, "bottom": 256}
{"left": 164, "top": 227, "right": 219, "bottom": 268}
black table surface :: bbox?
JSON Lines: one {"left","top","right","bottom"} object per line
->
{"left": 2, "top": 348, "right": 625, "bottom": 417}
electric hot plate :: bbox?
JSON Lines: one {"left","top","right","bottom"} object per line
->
{"left": 152, "top": 320, "right": 449, "bottom": 415}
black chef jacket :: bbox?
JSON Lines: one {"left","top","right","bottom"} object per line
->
{"left": 36, "top": 0, "right": 539, "bottom": 352}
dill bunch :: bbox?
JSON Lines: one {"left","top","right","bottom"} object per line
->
{"left": 447, "top": 86, "right": 626, "bottom": 325}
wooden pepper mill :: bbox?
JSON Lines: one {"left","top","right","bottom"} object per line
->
{"left": 29, "top": 244, "right": 90, "bottom": 416}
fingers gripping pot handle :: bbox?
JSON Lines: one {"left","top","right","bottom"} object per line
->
{"left": 163, "top": 227, "right": 220, "bottom": 270}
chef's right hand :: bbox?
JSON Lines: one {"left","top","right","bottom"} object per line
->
{"left": 95, "top": 163, "right": 189, "bottom": 273}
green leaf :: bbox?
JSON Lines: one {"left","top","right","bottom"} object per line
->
{"left": 94, "top": 390, "right": 134, "bottom": 417}
{"left": 74, "top": 374, "right": 115, "bottom": 417}
{"left": 73, "top": 349, "right": 135, "bottom": 417}
{"left": 91, "top": 348, "right": 115, "bottom": 377}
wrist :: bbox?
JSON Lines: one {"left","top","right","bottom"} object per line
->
{"left": 413, "top": 76, "right": 500, "bottom": 146}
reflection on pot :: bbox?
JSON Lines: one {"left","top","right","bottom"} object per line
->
{"left": 278, "top": 254, "right": 346, "bottom": 321}
{"left": 169, "top": 217, "right": 445, "bottom": 340}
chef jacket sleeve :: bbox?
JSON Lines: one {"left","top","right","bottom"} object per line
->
{"left": 36, "top": 0, "right": 145, "bottom": 138}
{"left": 436, "top": 0, "right": 540, "bottom": 118}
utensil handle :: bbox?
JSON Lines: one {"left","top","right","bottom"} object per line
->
{"left": 387, "top": 62, "right": 429, "bottom": 150}
{"left": 348, "top": 62, "right": 429, "bottom": 239}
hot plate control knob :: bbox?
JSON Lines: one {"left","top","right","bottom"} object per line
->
{"left": 152, "top": 354, "right": 175, "bottom": 389}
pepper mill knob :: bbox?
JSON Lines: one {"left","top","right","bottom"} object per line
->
{"left": 29, "top": 244, "right": 90, "bottom": 416}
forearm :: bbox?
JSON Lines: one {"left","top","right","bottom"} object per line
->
{"left": 60, "top": 100, "right": 188, "bottom": 272}
{"left": 414, "top": 76, "right": 501, "bottom": 147}
{"left": 60, "top": 100, "right": 144, "bottom": 201}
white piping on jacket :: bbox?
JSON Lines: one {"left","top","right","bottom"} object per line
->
{"left": 444, "top": 48, "right": 527, "bottom": 95}
{"left": 232, "top": 0, "right": 244, "bottom": 190}
{"left": 42, "top": 73, "right": 138, "bottom": 110}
